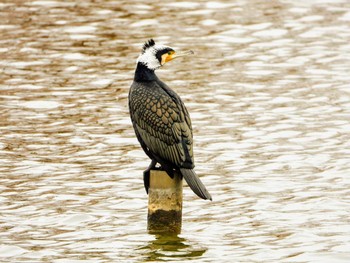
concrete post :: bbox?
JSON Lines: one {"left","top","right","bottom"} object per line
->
{"left": 147, "top": 170, "right": 182, "bottom": 234}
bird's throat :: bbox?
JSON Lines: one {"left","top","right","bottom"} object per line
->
{"left": 134, "top": 62, "right": 158, "bottom": 82}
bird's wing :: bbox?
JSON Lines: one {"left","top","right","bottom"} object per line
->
{"left": 129, "top": 82, "right": 194, "bottom": 168}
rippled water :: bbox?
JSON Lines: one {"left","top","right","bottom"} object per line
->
{"left": 1, "top": 0, "right": 350, "bottom": 262}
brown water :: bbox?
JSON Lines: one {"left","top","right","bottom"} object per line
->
{"left": 1, "top": 0, "right": 350, "bottom": 262}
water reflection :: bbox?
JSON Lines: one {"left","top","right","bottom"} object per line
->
{"left": 140, "top": 234, "right": 207, "bottom": 261}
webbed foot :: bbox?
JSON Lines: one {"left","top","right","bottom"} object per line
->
{"left": 143, "top": 160, "right": 157, "bottom": 194}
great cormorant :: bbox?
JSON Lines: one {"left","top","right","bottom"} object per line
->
{"left": 128, "top": 39, "right": 212, "bottom": 201}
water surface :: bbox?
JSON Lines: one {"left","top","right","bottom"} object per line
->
{"left": 1, "top": 0, "right": 350, "bottom": 262}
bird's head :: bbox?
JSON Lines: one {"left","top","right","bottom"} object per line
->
{"left": 136, "top": 39, "right": 194, "bottom": 70}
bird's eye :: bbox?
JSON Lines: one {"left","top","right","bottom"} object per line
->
{"left": 167, "top": 51, "right": 172, "bottom": 55}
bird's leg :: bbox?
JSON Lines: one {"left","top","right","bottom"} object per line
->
{"left": 143, "top": 159, "right": 157, "bottom": 194}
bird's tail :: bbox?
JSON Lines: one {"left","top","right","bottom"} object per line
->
{"left": 180, "top": 168, "right": 212, "bottom": 201}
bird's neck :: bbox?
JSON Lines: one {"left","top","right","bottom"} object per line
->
{"left": 134, "top": 62, "right": 158, "bottom": 82}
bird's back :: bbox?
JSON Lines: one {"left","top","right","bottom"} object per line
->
{"left": 129, "top": 80, "right": 194, "bottom": 169}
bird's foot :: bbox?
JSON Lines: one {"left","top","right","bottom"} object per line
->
{"left": 143, "top": 160, "right": 157, "bottom": 193}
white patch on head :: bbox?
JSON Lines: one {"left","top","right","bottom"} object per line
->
{"left": 136, "top": 44, "right": 170, "bottom": 70}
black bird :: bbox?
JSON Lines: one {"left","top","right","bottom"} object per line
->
{"left": 128, "top": 39, "right": 212, "bottom": 201}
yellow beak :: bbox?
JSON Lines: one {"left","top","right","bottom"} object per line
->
{"left": 172, "top": 50, "right": 194, "bottom": 60}
{"left": 163, "top": 50, "right": 194, "bottom": 64}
